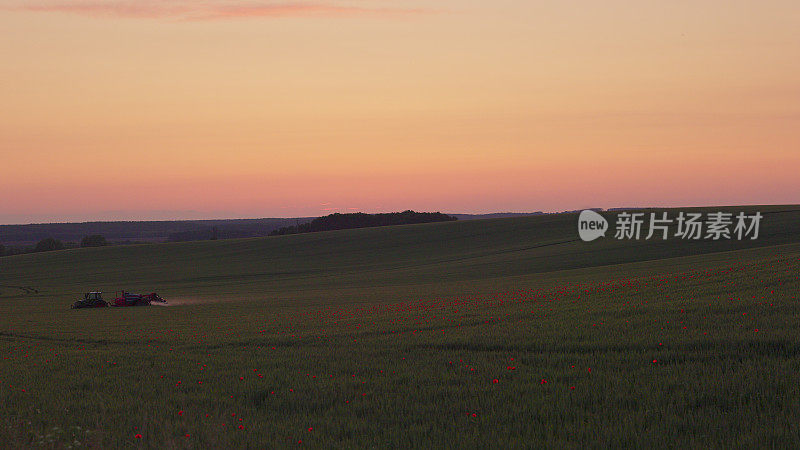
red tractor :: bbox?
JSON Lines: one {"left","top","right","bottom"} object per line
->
{"left": 113, "top": 291, "right": 167, "bottom": 307}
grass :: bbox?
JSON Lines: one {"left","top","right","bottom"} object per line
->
{"left": 1, "top": 205, "right": 800, "bottom": 447}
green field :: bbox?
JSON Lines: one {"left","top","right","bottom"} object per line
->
{"left": 2, "top": 206, "right": 800, "bottom": 447}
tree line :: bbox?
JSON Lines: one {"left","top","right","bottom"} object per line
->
{"left": 0, "top": 218, "right": 313, "bottom": 246}
{"left": 0, "top": 235, "right": 107, "bottom": 257}
{"left": 269, "top": 211, "right": 457, "bottom": 236}
{"left": 0, "top": 212, "right": 457, "bottom": 256}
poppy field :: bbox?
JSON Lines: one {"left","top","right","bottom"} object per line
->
{"left": 2, "top": 208, "right": 800, "bottom": 447}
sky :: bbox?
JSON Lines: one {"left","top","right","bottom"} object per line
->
{"left": 1, "top": 0, "right": 798, "bottom": 224}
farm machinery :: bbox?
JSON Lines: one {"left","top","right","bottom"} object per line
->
{"left": 113, "top": 291, "right": 167, "bottom": 307}
{"left": 71, "top": 292, "right": 108, "bottom": 309}
{"left": 71, "top": 291, "right": 167, "bottom": 309}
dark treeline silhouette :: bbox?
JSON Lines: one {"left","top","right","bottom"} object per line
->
{"left": 270, "top": 211, "right": 457, "bottom": 236}
{"left": 0, "top": 234, "right": 107, "bottom": 257}
{"left": 34, "top": 237, "right": 65, "bottom": 252}
{"left": 0, "top": 218, "right": 314, "bottom": 247}
{"left": 168, "top": 227, "right": 220, "bottom": 242}
{"left": 452, "top": 212, "right": 544, "bottom": 220}
{"left": 80, "top": 234, "right": 107, "bottom": 247}
{"left": 0, "top": 213, "right": 548, "bottom": 250}
{"left": 0, "top": 213, "right": 459, "bottom": 256}
{"left": 0, "top": 243, "right": 24, "bottom": 256}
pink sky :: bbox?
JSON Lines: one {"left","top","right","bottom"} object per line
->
{"left": 1, "top": 0, "right": 798, "bottom": 224}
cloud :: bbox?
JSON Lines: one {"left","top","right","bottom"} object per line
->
{"left": 5, "top": 1, "right": 431, "bottom": 20}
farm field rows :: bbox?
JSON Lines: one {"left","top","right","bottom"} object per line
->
{"left": 2, "top": 207, "right": 800, "bottom": 447}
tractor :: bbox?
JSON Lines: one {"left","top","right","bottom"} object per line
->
{"left": 113, "top": 291, "right": 167, "bottom": 307}
{"left": 71, "top": 292, "right": 108, "bottom": 309}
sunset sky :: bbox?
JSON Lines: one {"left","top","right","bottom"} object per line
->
{"left": 1, "top": 0, "right": 798, "bottom": 224}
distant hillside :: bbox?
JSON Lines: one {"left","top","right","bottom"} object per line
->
{"left": 3, "top": 205, "right": 799, "bottom": 303}
{"left": 451, "top": 212, "right": 544, "bottom": 220}
{"left": 270, "top": 211, "right": 457, "bottom": 236}
{"left": 0, "top": 212, "right": 540, "bottom": 248}
{"left": 0, "top": 218, "right": 314, "bottom": 247}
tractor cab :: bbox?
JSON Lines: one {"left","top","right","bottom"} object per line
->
{"left": 72, "top": 291, "right": 108, "bottom": 309}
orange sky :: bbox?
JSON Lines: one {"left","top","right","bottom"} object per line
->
{"left": 1, "top": 0, "right": 798, "bottom": 223}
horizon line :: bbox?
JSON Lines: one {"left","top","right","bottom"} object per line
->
{"left": 2, "top": 203, "right": 797, "bottom": 226}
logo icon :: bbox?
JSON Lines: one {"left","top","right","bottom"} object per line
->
{"left": 578, "top": 210, "right": 608, "bottom": 242}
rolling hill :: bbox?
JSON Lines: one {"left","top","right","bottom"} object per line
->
{"left": 1, "top": 205, "right": 799, "bottom": 447}
{"left": 1, "top": 205, "right": 798, "bottom": 306}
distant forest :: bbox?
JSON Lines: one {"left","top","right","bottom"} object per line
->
{"left": 270, "top": 211, "right": 457, "bottom": 236}
{"left": 0, "top": 218, "right": 313, "bottom": 250}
